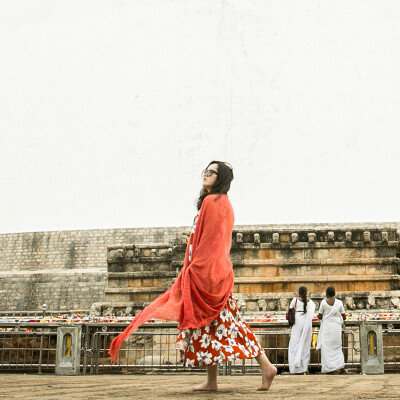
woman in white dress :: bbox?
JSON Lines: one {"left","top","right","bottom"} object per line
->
{"left": 317, "top": 286, "right": 346, "bottom": 373}
{"left": 288, "top": 286, "right": 315, "bottom": 374}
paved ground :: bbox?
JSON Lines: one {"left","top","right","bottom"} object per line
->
{"left": 0, "top": 373, "right": 399, "bottom": 400}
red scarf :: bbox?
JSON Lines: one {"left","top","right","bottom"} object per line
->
{"left": 109, "top": 194, "right": 234, "bottom": 362}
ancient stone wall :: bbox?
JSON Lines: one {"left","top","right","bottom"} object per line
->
{"left": 106, "top": 223, "right": 400, "bottom": 315}
{"left": 1, "top": 223, "right": 399, "bottom": 313}
{"left": 0, "top": 227, "right": 189, "bottom": 311}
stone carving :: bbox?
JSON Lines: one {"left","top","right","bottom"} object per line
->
{"left": 308, "top": 233, "right": 316, "bottom": 243}
{"left": 104, "top": 224, "right": 400, "bottom": 315}
{"left": 356, "top": 300, "right": 365, "bottom": 309}
{"left": 180, "top": 234, "right": 189, "bottom": 245}
{"left": 125, "top": 250, "right": 134, "bottom": 258}
{"left": 257, "top": 299, "right": 268, "bottom": 311}
{"left": 238, "top": 300, "right": 247, "bottom": 313}
{"left": 367, "top": 294, "right": 376, "bottom": 310}
{"left": 125, "top": 306, "right": 133, "bottom": 315}
{"left": 89, "top": 302, "right": 102, "bottom": 316}
{"left": 103, "top": 306, "right": 114, "bottom": 316}
{"left": 377, "top": 298, "right": 389, "bottom": 309}
{"left": 345, "top": 297, "right": 356, "bottom": 310}
{"left": 391, "top": 297, "right": 400, "bottom": 309}
{"left": 116, "top": 249, "right": 124, "bottom": 259}
{"left": 279, "top": 298, "right": 289, "bottom": 311}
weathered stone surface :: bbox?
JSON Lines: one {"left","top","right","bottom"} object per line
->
{"left": 0, "top": 223, "right": 399, "bottom": 313}
{"left": 104, "top": 223, "right": 400, "bottom": 314}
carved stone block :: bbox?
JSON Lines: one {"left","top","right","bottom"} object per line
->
{"left": 272, "top": 233, "right": 279, "bottom": 244}
{"left": 236, "top": 233, "right": 243, "bottom": 244}
{"left": 116, "top": 249, "right": 124, "bottom": 259}
{"left": 363, "top": 231, "right": 371, "bottom": 243}
{"left": 356, "top": 300, "right": 365, "bottom": 309}
{"left": 345, "top": 231, "right": 352, "bottom": 242}
{"left": 308, "top": 233, "right": 316, "bottom": 243}
{"left": 327, "top": 231, "right": 335, "bottom": 242}
{"left": 254, "top": 233, "right": 260, "bottom": 244}
{"left": 125, "top": 250, "right": 134, "bottom": 258}
{"left": 391, "top": 297, "right": 400, "bottom": 310}
{"left": 257, "top": 299, "right": 268, "bottom": 311}
{"left": 291, "top": 233, "right": 298, "bottom": 243}
{"left": 367, "top": 294, "right": 375, "bottom": 310}
{"left": 345, "top": 297, "right": 356, "bottom": 310}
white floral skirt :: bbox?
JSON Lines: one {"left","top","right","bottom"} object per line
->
{"left": 175, "top": 294, "right": 264, "bottom": 367}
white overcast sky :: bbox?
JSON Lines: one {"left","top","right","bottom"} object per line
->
{"left": 1, "top": 1, "right": 400, "bottom": 234}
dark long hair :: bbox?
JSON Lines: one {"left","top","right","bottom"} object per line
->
{"left": 326, "top": 286, "right": 335, "bottom": 298}
{"left": 197, "top": 161, "right": 234, "bottom": 210}
{"left": 299, "top": 286, "right": 307, "bottom": 314}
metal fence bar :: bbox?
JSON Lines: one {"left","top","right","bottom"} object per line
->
{"left": 1, "top": 321, "right": 399, "bottom": 374}
{"left": 0, "top": 330, "right": 58, "bottom": 372}
{"left": 382, "top": 327, "right": 400, "bottom": 368}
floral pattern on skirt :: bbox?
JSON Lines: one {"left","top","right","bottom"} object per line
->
{"left": 175, "top": 294, "right": 264, "bottom": 367}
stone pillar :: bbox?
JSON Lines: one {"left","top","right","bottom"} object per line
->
{"left": 360, "top": 323, "right": 384, "bottom": 374}
{"left": 55, "top": 326, "right": 82, "bottom": 375}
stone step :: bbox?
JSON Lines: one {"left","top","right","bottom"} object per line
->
{"left": 234, "top": 277, "right": 398, "bottom": 294}
{"left": 108, "top": 271, "right": 177, "bottom": 279}
{"left": 105, "top": 287, "right": 169, "bottom": 294}
{"left": 108, "top": 277, "right": 174, "bottom": 289}
{"left": 234, "top": 274, "right": 399, "bottom": 284}
{"left": 108, "top": 263, "right": 173, "bottom": 273}
{"left": 172, "top": 258, "right": 398, "bottom": 268}
{"left": 234, "top": 265, "right": 397, "bottom": 278}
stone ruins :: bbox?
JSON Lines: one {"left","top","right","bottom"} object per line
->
{"left": 103, "top": 223, "right": 400, "bottom": 316}
{"left": 0, "top": 223, "right": 399, "bottom": 315}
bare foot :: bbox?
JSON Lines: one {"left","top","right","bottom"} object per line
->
{"left": 256, "top": 365, "right": 277, "bottom": 391}
{"left": 192, "top": 381, "right": 218, "bottom": 392}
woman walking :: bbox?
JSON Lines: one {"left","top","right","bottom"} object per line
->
{"left": 317, "top": 286, "right": 346, "bottom": 373}
{"left": 288, "top": 286, "right": 315, "bottom": 374}
{"left": 109, "top": 161, "right": 277, "bottom": 391}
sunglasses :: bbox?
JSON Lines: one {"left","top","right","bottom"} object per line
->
{"left": 202, "top": 169, "right": 218, "bottom": 177}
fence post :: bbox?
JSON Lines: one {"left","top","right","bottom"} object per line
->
{"left": 360, "top": 322, "right": 384, "bottom": 374}
{"left": 55, "top": 326, "right": 82, "bottom": 375}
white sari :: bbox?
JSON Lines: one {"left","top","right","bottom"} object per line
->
{"left": 316, "top": 298, "right": 345, "bottom": 373}
{"left": 288, "top": 298, "right": 315, "bottom": 374}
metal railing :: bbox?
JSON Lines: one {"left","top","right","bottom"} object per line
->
{"left": 0, "top": 325, "right": 58, "bottom": 373}
{"left": 382, "top": 324, "right": 400, "bottom": 371}
{"left": 1, "top": 321, "right": 399, "bottom": 374}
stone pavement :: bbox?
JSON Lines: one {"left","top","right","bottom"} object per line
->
{"left": 0, "top": 373, "right": 399, "bottom": 400}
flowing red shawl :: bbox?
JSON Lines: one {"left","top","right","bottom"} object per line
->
{"left": 109, "top": 194, "right": 234, "bottom": 362}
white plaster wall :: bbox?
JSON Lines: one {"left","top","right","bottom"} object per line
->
{"left": 0, "top": 1, "right": 399, "bottom": 233}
